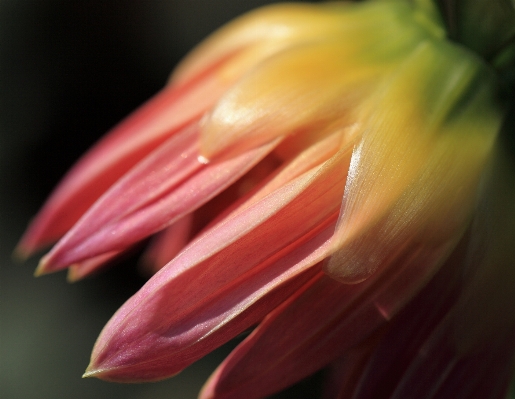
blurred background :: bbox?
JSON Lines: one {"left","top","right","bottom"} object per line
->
{"left": 0, "top": 1, "right": 324, "bottom": 398}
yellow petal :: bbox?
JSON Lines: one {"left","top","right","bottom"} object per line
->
{"left": 171, "top": 3, "right": 356, "bottom": 86}
{"left": 325, "top": 39, "right": 502, "bottom": 283}
{"left": 198, "top": 41, "right": 378, "bottom": 159}
{"left": 192, "top": 0, "right": 444, "bottom": 160}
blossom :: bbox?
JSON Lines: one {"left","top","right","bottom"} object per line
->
{"left": 18, "top": 1, "right": 515, "bottom": 398}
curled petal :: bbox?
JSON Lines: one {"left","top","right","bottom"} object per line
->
{"left": 326, "top": 40, "right": 501, "bottom": 283}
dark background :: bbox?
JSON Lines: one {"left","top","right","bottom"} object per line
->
{"left": 0, "top": 1, "right": 323, "bottom": 398}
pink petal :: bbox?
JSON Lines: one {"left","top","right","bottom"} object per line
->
{"left": 37, "top": 129, "right": 280, "bottom": 273}
{"left": 200, "top": 239, "right": 458, "bottom": 399}
{"left": 83, "top": 148, "right": 352, "bottom": 382}
{"left": 204, "top": 130, "right": 347, "bottom": 230}
{"left": 85, "top": 267, "right": 320, "bottom": 382}
{"left": 17, "top": 58, "right": 233, "bottom": 257}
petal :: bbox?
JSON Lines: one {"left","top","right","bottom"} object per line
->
{"left": 200, "top": 41, "right": 383, "bottom": 160}
{"left": 37, "top": 127, "right": 280, "bottom": 273}
{"left": 17, "top": 59, "right": 232, "bottom": 257}
{"left": 326, "top": 40, "right": 501, "bottom": 283}
{"left": 200, "top": 238, "right": 458, "bottom": 399}
{"left": 198, "top": 0, "right": 439, "bottom": 159}
{"left": 209, "top": 129, "right": 349, "bottom": 227}
{"left": 171, "top": 1, "right": 415, "bottom": 85}
{"left": 386, "top": 318, "right": 515, "bottom": 399}
{"left": 343, "top": 229, "right": 470, "bottom": 399}
{"left": 83, "top": 147, "right": 353, "bottom": 382}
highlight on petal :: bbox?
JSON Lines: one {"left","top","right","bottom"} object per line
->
{"left": 325, "top": 40, "right": 501, "bottom": 283}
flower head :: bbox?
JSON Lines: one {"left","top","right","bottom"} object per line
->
{"left": 18, "top": 1, "right": 515, "bottom": 398}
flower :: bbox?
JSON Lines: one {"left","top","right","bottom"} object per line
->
{"left": 18, "top": 1, "right": 515, "bottom": 398}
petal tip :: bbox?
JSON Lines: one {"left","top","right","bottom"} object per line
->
{"left": 12, "top": 245, "right": 29, "bottom": 263}
{"left": 199, "top": 365, "right": 223, "bottom": 399}
{"left": 82, "top": 363, "right": 120, "bottom": 381}
{"left": 199, "top": 382, "right": 215, "bottom": 399}
{"left": 33, "top": 256, "right": 51, "bottom": 277}
{"left": 82, "top": 365, "right": 104, "bottom": 379}
{"left": 14, "top": 235, "right": 36, "bottom": 260}
{"left": 66, "top": 267, "right": 81, "bottom": 283}
{"left": 34, "top": 252, "right": 71, "bottom": 276}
